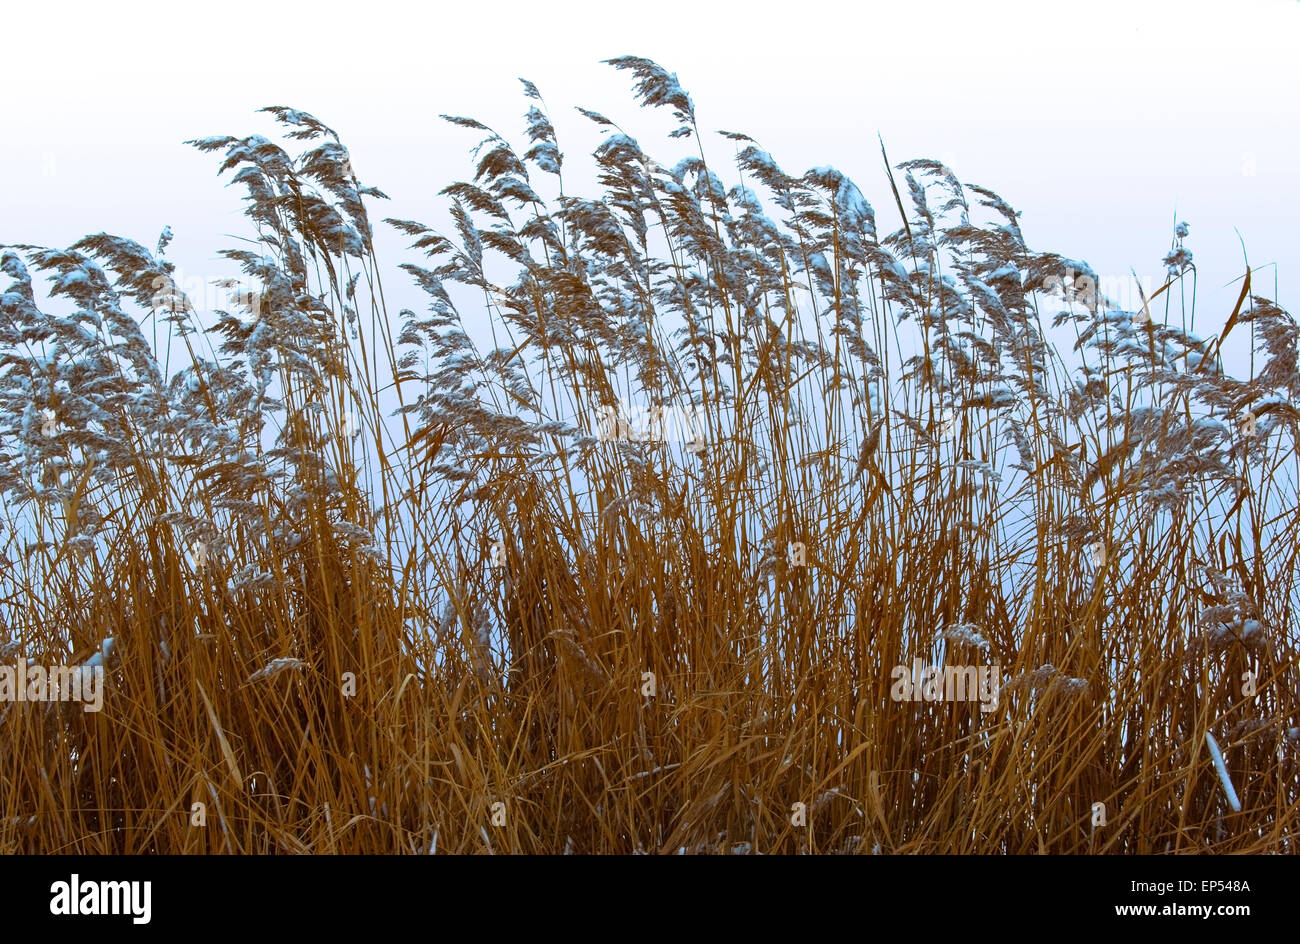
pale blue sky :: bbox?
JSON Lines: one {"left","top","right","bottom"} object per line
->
{"left": 2, "top": 0, "right": 1296, "bottom": 342}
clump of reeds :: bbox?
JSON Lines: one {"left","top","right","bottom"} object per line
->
{"left": 0, "top": 57, "right": 1296, "bottom": 853}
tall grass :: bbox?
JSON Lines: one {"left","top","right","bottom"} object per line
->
{"left": 0, "top": 57, "right": 1297, "bottom": 853}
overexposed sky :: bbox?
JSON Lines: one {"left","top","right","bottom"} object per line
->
{"left": 2, "top": 0, "right": 1296, "bottom": 331}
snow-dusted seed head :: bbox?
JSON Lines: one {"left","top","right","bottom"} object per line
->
{"left": 245, "top": 658, "right": 305, "bottom": 685}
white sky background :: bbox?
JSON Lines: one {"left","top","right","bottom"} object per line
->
{"left": 1, "top": 0, "right": 1297, "bottom": 358}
